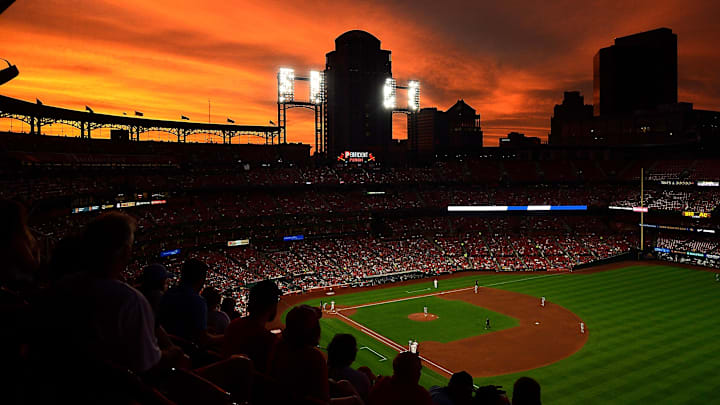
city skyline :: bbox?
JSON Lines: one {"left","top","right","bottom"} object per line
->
{"left": 1, "top": 0, "right": 719, "bottom": 148}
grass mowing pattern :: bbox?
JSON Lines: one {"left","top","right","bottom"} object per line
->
{"left": 289, "top": 265, "right": 720, "bottom": 404}
{"left": 349, "top": 296, "right": 517, "bottom": 344}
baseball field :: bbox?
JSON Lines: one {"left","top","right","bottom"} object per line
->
{"left": 280, "top": 262, "right": 720, "bottom": 404}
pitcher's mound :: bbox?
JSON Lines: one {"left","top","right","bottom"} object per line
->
{"left": 408, "top": 313, "right": 439, "bottom": 322}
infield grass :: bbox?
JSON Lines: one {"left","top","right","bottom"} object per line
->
{"left": 289, "top": 264, "right": 720, "bottom": 404}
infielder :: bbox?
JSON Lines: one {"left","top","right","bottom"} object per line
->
{"left": 410, "top": 340, "right": 419, "bottom": 354}
{"left": 330, "top": 300, "right": 335, "bottom": 312}
{"left": 434, "top": 278, "right": 438, "bottom": 289}
{"left": 322, "top": 302, "right": 327, "bottom": 311}
{"left": 541, "top": 296, "right": 546, "bottom": 307}
{"left": 716, "top": 273, "right": 719, "bottom": 282}
{"left": 474, "top": 280, "right": 479, "bottom": 294}
{"left": 485, "top": 317, "right": 491, "bottom": 330}
{"left": 423, "top": 304, "right": 428, "bottom": 318}
{"left": 580, "top": 322, "right": 585, "bottom": 334}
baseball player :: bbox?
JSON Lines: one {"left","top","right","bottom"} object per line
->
{"left": 410, "top": 340, "right": 419, "bottom": 354}
{"left": 716, "top": 273, "right": 719, "bottom": 282}
{"left": 474, "top": 280, "right": 479, "bottom": 294}
{"left": 485, "top": 317, "right": 491, "bottom": 330}
{"left": 408, "top": 340, "right": 413, "bottom": 350}
{"left": 434, "top": 278, "right": 438, "bottom": 289}
{"left": 423, "top": 304, "right": 428, "bottom": 318}
{"left": 580, "top": 322, "right": 585, "bottom": 334}
{"left": 541, "top": 296, "right": 546, "bottom": 307}
{"left": 322, "top": 301, "right": 327, "bottom": 311}
{"left": 330, "top": 300, "right": 335, "bottom": 312}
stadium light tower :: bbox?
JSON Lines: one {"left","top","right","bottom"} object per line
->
{"left": 277, "top": 68, "right": 324, "bottom": 152}
{"left": 383, "top": 78, "right": 397, "bottom": 109}
{"left": 407, "top": 80, "right": 420, "bottom": 111}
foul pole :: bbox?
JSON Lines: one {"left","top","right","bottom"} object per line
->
{"left": 640, "top": 167, "right": 644, "bottom": 251}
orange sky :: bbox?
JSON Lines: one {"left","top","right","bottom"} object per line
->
{"left": 1, "top": 0, "right": 719, "bottom": 149}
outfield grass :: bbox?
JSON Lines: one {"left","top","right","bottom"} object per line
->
{"left": 288, "top": 264, "right": 720, "bottom": 404}
{"left": 349, "top": 295, "right": 517, "bottom": 344}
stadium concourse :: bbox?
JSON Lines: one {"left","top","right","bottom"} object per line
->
{"left": 3, "top": 131, "right": 720, "bottom": 403}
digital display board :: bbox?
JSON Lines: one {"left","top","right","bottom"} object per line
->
{"left": 227, "top": 239, "right": 250, "bottom": 247}
{"left": 283, "top": 235, "right": 305, "bottom": 241}
{"left": 160, "top": 249, "right": 181, "bottom": 257}
{"left": 337, "top": 151, "right": 376, "bottom": 163}
{"left": 683, "top": 211, "right": 711, "bottom": 218}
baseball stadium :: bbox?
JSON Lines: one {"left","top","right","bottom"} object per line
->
{"left": 3, "top": 5, "right": 720, "bottom": 403}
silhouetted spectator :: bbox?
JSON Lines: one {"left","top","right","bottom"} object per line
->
{"left": 160, "top": 258, "right": 221, "bottom": 346}
{"left": 203, "top": 286, "right": 230, "bottom": 334}
{"left": 139, "top": 263, "right": 169, "bottom": 318}
{"left": 223, "top": 280, "right": 280, "bottom": 372}
{"left": 473, "top": 385, "right": 509, "bottom": 405}
{"left": 268, "top": 304, "right": 365, "bottom": 404}
{"left": 430, "top": 371, "right": 474, "bottom": 405}
{"left": 368, "top": 351, "right": 433, "bottom": 405}
{"left": 49, "top": 212, "right": 185, "bottom": 374}
{"left": 512, "top": 377, "right": 540, "bottom": 405}
{"left": 328, "top": 333, "right": 371, "bottom": 400}
{"left": 0, "top": 200, "right": 38, "bottom": 292}
{"left": 221, "top": 296, "right": 241, "bottom": 320}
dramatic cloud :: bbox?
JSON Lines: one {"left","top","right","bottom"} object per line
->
{"left": 1, "top": 0, "right": 718, "bottom": 148}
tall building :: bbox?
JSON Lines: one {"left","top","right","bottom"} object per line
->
{"left": 408, "top": 100, "right": 483, "bottom": 157}
{"left": 593, "top": 28, "right": 677, "bottom": 116}
{"left": 549, "top": 91, "right": 593, "bottom": 144}
{"left": 324, "top": 30, "right": 393, "bottom": 157}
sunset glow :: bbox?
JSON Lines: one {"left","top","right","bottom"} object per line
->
{"left": 1, "top": 0, "right": 719, "bottom": 149}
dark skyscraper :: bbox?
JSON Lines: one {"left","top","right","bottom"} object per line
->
{"left": 324, "top": 30, "right": 392, "bottom": 156}
{"left": 593, "top": 28, "right": 677, "bottom": 116}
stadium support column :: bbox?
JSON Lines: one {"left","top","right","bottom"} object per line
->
{"left": 30, "top": 116, "right": 35, "bottom": 135}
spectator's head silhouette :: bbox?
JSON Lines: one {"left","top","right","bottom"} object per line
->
{"left": 81, "top": 212, "right": 136, "bottom": 279}
{"left": 201, "top": 286, "right": 222, "bottom": 310}
{"left": 141, "top": 263, "right": 169, "bottom": 292}
{"left": 284, "top": 304, "right": 321, "bottom": 348}
{"left": 448, "top": 371, "right": 475, "bottom": 403}
{"left": 512, "top": 377, "right": 540, "bottom": 405}
{"left": 180, "top": 258, "right": 208, "bottom": 292}
{"left": 393, "top": 352, "right": 422, "bottom": 385}
{"left": 327, "top": 333, "right": 357, "bottom": 369}
{"left": 221, "top": 297, "right": 236, "bottom": 316}
{"left": 248, "top": 279, "right": 280, "bottom": 320}
{"left": 0, "top": 199, "right": 38, "bottom": 284}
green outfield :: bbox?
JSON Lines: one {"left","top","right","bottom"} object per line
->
{"left": 290, "top": 264, "right": 720, "bottom": 404}
{"left": 349, "top": 296, "right": 517, "bottom": 344}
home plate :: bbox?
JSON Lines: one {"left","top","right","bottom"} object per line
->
{"left": 534, "top": 321, "right": 540, "bottom": 325}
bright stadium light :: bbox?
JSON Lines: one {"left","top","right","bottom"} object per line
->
{"left": 407, "top": 80, "right": 420, "bottom": 111}
{"left": 383, "top": 78, "right": 396, "bottom": 109}
{"left": 278, "top": 68, "right": 295, "bottom": 103}
{"left": 309, "top": 70, "right": 323, "bottom": 104}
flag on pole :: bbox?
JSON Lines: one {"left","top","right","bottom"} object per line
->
{"left": 269, "top": 120, "right": 276, "bottom": 126}
{"left": 227, "top": 117, "right": 235, "bottom": 123}
{"left": 36, "top": 98, "right": 42, "bottom": 105}
{"left": 134, "top": 111, "right": 144, "bottom": 117}
{"left": 85, "top": 105, "right": 94, "bottom": 113}
{"left": 181, "top": 115, "right": 189, "bottom": 120}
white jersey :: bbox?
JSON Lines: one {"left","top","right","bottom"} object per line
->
{"left": 580, "top": 322, "right": 585, "bottom": 333}
{"left": 410, "top": 341, "right": 418, "bottom": 354}
{"left": 434, "top": 279, "right": 438, "bottom": 289}
{"left": 541, "top": 296, "right": 546, "bottom": 307}
{"left": 330, "top": 301, "right": 335, "bottom": 311}
{"left": 474, "top": 285, "right": 478, "bottom": 293}
{"left": 423, "top": 306, "right": 428, "bottom": 315}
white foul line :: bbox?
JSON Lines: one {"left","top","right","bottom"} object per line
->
{"left": 335, "top": 311, "right": 455, "bottom": 376}
{"left": 359, "top": 346, "right": 387, "bottom": 361}
{"left": 342, "top": 272, "right": 563, "bottom": 311}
